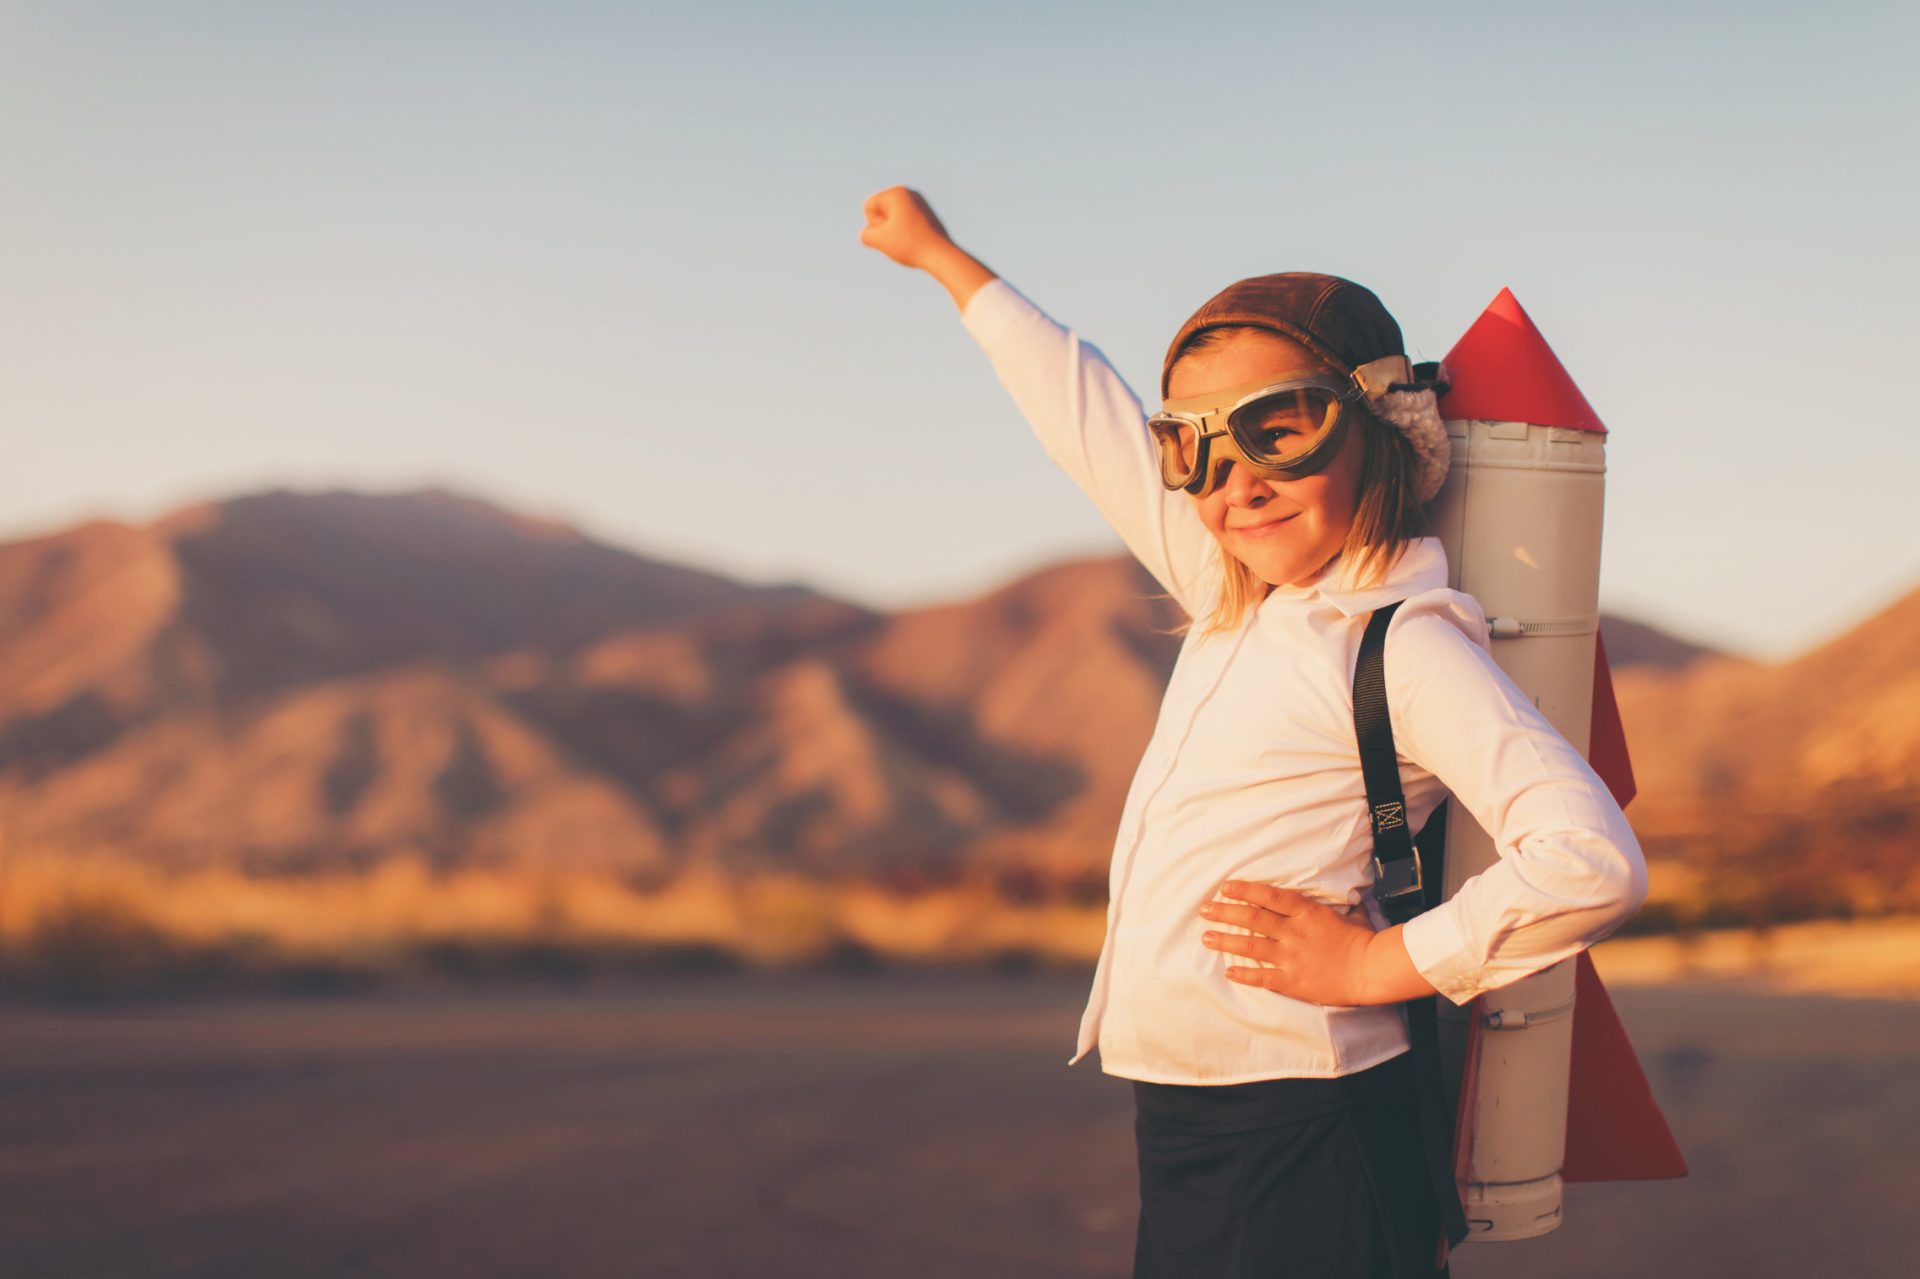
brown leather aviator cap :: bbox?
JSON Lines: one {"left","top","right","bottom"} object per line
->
{"left": 1159, "top": 273, "right": 1407, "bottom": 401}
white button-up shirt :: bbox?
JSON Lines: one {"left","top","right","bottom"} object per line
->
{"left": 960, "top": 276, "right": 1648, "bottom": 1085}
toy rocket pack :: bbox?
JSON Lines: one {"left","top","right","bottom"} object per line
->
{"left": 1425, "top": 288, "right": 1688, "bottom": 1246}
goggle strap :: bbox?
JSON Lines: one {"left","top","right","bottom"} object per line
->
{"left": 1351, "top": 354, "right": 1414, "bottom": 400}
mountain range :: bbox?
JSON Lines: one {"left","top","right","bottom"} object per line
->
{"left": 1, "top": 487, "right": 1912, "bottom": 923}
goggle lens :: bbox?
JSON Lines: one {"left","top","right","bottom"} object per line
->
{"left": 1154, "top": 419, "right": 1204, "bottom": 484}
{"left": 1227, "top": 388, "right": 1343, "bottom": 466}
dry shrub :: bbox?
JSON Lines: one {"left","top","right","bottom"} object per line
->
{"left": 0, "top": 848, "right": 1110, "bottom": 991}
{"left": 14, "top": 888, "right": 177, "bottom": 999}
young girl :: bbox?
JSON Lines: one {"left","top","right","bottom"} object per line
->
{"left": 858, "top": 186, "right": 1648, "bottom": 1279}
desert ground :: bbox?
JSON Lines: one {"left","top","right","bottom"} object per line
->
{"left": 3, "top": 966, "right": 1916, "bottom": 1278}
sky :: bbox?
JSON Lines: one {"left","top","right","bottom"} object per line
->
{"left": 3, "top": 0, "right": 1916, "bottom": 662}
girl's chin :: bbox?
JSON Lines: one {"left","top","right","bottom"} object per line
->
{"left": 1237, "top": 547, "right": 1335, "bottom": 590}
{"left": 1238, "top": 547, "right": 1308, "bottom": 578}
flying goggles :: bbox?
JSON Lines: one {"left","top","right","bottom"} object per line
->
{"left": 1147, "top": 354, "right": 1419, "bottom": 500}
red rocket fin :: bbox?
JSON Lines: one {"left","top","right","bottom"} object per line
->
{"left": 1562, "top": 631, "right": 1681, "bottom": 1178}
{"left": 1563, "top": 952, "right": 1689, "bottom": 1180}
{"left": 1449, "top": 958, "right": 1688, "bottom": 1191}
{"left": 1589, "top": 633, "right": 1637, "bottom": 808}
{"left": 1436, "top": 288, "right": 1608, "bottom": 434}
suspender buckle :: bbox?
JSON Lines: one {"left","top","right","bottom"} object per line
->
{"left": 1372, "top": 851, "right": 1424, "bottom": 909}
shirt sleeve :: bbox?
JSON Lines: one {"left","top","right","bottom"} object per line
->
{"left": 960, "top": 277, "right": 1221, "bottom": 619}
{"left": 1383, "top": 595, "right": 1650, "bottom": 1006}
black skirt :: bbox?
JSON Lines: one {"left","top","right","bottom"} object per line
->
{"left": 1132, "top": 1050, "right": 1448, "bottom": 1279}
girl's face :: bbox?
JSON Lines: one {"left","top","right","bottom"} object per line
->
{"left": 1166, "top": 330, "right": 1364, "bottom": 589}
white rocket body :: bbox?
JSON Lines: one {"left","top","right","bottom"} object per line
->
{"left": 1424, "top": 416, "right": 1609, "bottom": 1241}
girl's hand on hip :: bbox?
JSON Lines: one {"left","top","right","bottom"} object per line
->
{"left": 1199, "top": 880, "right": 1380, "bottom": 1007}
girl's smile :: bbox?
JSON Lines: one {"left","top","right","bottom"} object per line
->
{"left": 1231, "top": 512, "right": 1297, "bottom": 534}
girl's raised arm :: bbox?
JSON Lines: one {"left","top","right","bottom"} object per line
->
{"left": 860, "top": 186, "right": 1219, "bottom": 619}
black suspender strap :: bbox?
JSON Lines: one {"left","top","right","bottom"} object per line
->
{"left": 1354, "top": 601, "right": 1472, "bottom": 1253}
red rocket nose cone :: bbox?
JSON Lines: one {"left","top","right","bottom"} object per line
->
{"left": 1437, "top": 288, "right": 1608, "bottom": 434}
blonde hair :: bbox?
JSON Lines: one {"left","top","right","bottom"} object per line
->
{"left": 1154, "top": 328, "right": 1433, "bottom": 642}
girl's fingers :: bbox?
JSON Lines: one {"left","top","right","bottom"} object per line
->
{"left": 1202, "top": 930, "right": 1278, "bottom": 963}
{"left": 857, "top": 185, "right": 943, "bottom": 266}
{"left": 1199, "top": 899, "right": 1289, "bottom": 936}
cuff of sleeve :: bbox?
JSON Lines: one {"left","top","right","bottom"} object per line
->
{"left": 960, "top": 276, "right": 1039, "bottom": 351}
{"left": 1399, "top": 903, "right": 1485, "bottom": 1006}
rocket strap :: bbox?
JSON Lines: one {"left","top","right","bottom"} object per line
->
{"left": 1355, "top": 600, "right": 1472, "bottom": 1253}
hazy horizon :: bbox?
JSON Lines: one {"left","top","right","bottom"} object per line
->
{"left": 18, "top": 475, "right": 1917, "bottom": 666}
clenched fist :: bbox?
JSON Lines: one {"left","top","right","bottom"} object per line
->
{"left": 858, "top": 185, "right": 957, "bottom": 270}
{"left": 859, "top": 185, "right": 996, "bottom": 312}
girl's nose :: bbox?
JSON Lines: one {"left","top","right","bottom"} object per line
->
{"left": 1218, "top": 453, "right": 1276, "bottom": 504}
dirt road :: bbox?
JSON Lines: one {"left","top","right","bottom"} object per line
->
{"left": 2, "top": 972, "right": 1914, "bottom": 1277}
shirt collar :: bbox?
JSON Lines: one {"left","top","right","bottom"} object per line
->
{"left": 1259, "top": 536, "right": 1451, "bottom": 619}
